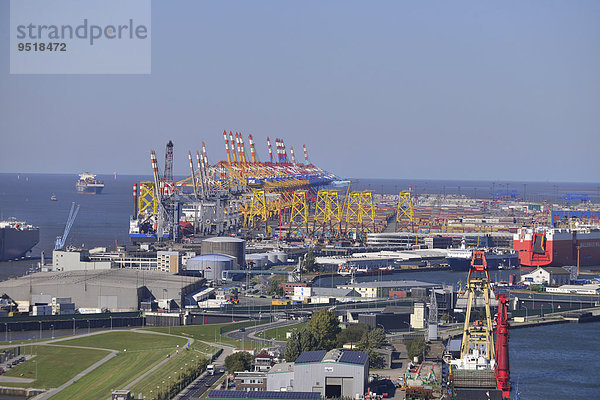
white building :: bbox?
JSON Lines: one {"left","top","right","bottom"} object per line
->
{"left": 521, "top": 267, "right": 571, "bottom": 286}
{"left": 545, "top": 284, "right": 600, "bottom": 295}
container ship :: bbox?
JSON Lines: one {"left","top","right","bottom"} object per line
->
{"left": 513, "top": 226, "right": 600, "bottom": 267}
{"left": 76, "top": 173, "right": 104, "bottom": 194}
{"left": 0, "top": 219, "right": 40, "bottom": 261}
{"left": 445, "top": 248, "right": 518, "bottom": 271}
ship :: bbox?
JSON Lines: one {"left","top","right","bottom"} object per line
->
{"left": 0, "top": 219, "right": 40, "bottom": 261}
{"left": 76, "top": 173, "right": 104, "bottom": 194}
{"left": 338, "top": 264, "right": 394, "bottom": 276}
{"left": 513, "top": 226, "right": 600, "bottom": 267}
{"left": 445, "top": 248, "right": 518, "bottom": 271}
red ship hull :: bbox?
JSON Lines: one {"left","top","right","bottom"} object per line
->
{"left": 513, "top": 228, "right": 600, "bottom": 267}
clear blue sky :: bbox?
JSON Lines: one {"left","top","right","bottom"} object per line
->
{"left": 1, "top": 1, "right": 599, "bottom": 182}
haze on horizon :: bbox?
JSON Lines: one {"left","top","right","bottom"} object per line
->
{"left": 1, "top": 1, "right": 599, "bottom": 183}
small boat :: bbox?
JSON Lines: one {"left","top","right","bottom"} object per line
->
{"left": 50, "top": 194, "right": 57, "bottom": 201}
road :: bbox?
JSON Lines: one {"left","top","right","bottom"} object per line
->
{"left": 177, "top": 369, "right": 225, "bottom": 400}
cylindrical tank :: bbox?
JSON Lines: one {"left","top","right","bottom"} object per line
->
{"left": 187, "top": 254, "right": 235, "bottom": 281}
{"left": 267, "top": 252, "right": 279, "bottom": 265}
{"left": 246, "top": 253, "right": 268, "bottom": 269}
{"left": 201, "top": 237, "right": 245, "bottom": 267}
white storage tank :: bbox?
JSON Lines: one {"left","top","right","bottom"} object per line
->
{"left": 187, "top": 254, "right": 235, "bottom": 281}
{"left": 267, "top": 251, "right": 287, "bottom": 265}
{"left": 246, "top": 253, "right": 268, "bottom": 269}
{"left": 266, "top": 252, "right": 279, "bottom": 265}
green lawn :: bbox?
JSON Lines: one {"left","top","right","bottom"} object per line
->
{"left": 261, "top": 323, "right": 301, "bottom": 341}
{"left": 58, "top": 331, "right": 186, "bottom": 352}
{"left": 50, "top": 332, "right": 188, "bottom": 400}
{"left": 129, "top": 347, "right": 208, "bottom": 399}
{"left": 1, "top": 345, "right": 108, "bottom": 389}
{"left": 145, "top": 320, "right": 267, "bottom": 348}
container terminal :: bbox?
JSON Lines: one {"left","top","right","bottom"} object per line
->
{"left": 1, "top": 133, "right": 600, "bottom": 400}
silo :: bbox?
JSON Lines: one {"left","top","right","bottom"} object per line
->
{"left": 266, "top": 252, "right": 279, "bottom": 265}
{"left": 201, "top": 237, "right": 245, "bottom": 267}
{"left": 246, "top": 253, "right": 268, "bottom": 269}
{"left": 187, "top": 254, "right": 235, "bottom": 281}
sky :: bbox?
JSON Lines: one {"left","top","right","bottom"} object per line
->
{"left": 1, "top": 1, "right": 599, "bottom": 182}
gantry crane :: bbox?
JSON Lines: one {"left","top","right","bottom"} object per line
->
{"left": 460, "top": 250, "right": 495, "bottom": 361}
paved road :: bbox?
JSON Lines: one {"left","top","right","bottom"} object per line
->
{"left": 177, "top": 369, "right": 225, "bottom": 400}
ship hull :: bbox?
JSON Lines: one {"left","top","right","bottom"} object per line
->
{"left": 513, "top": 228, "right": 600, "bottom": 267}
{"left": 446, "top": 253, "right": 519, "bottom": 271}
{"left": 76, "top": 185, "right": 104, "bottom": 194}
{"left": 0, "top": 227, "right": 39, "bottom": 261}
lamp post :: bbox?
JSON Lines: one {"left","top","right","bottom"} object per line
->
{"left": 523, "top": 304, "right": 529, "bottom": 322}
{"left": 51, "top": 324, "right": 54, "bottom": 339}
{"left": 39, "top": 321, "right": 42, "bottom": 340}
{"left": 87, "top": 320, "right": 90, "bottom": 334}
{"left": 72, "top": 318, "right": 76, "bottom": 335}
{"left": 110, "top": 316, "right": 113, "bottom": 331}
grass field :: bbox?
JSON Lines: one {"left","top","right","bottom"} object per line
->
{"left": 1, "top": 345, "right": 108, "bottom": 389}
{"left": 50, "top": 331, "right": 188, "bottom": 400}
{"left": 128, "top": 346, "right": 208, "bottom": 399}
{"left": 146, "top": 320, "right": 268, "bottom": 348}
{"left": 261, "top": 323, "right": 301, "bottom": 341}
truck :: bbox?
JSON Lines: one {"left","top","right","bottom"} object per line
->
{"left": 207, "top": 364, "right": 215, "bottom": 375}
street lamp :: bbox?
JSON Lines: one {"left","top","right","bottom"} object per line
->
{"left": 72, "top": 318, "right": 76, "bottom": 335}
{"left": 110, "top": 316, "right": 113, "bottom": 331}
{"left": 523, "top": 304, "right": 529, "bottom": 322}
{"left": 51, "top": 324, "right": 54, "bottom": 339}
{"left": 39, "top": 321, "right": 42, "bottom": 340}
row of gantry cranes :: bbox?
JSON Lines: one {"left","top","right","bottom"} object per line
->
{"left": 129, "top": 133, "right": 416, "bottom": 242}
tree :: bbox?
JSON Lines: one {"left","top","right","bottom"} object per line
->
{"left": 356, "top": 328, "right": 387, "bottom": 352}
{"left": 267, "top": 278, "right": 284, "bottom": 296}
{"left": 302, "top": 248, "right": 318, "bottom": 272}
{"left": 406, "top": 337, "right": 429, "bottom": 362}
{"left": 367, "top": 350, "right": 385, "bottom": 369}
{"left": 308, "top": 309, "right": 340, "bottom": 350}
{"left": 284, "top": 330, "right": 302, "bottom": 361}
{"left": 336, "top": 323, "right": 370, "bottom": 347}
{"left": 224, "top": 351, "right": 254, "bottom": 373}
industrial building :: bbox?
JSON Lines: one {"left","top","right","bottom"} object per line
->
{"left": 267, "top": 350, "right": 368, "bottom": 398}
{"left": 0, "top": 269, "right": 203, "bottom": 311}
{"left": 521, "top": 267, "right": 571, "bottom": 286}
{"left": 338, "top": 280, "right": 440, "bottom": 298}
{"left": 545, "top": 283, "right": 600, "bottom": 295}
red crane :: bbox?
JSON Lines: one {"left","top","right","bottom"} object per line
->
{"left": 495, "top": 293, "right": 511, "bottom": 398}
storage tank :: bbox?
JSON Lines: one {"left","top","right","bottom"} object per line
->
{"left": 266, "top": 252, "right": 279, "bottom": 265}
{"left": 246, "top": 253, "right": 268, "bottom": 269}
{"left": 201, "top": 237, "right": 245, "bottom": 267}
{"left": 187, "top": 254, "right": 235, "bottom": 281}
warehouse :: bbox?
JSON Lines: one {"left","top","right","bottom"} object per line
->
{"left": 338, "top": 280, "right": 439, "bottom": 298}
{"left": 267, "top": 350, "right": 368, "bottom": 398}
{"left": 0, "top": 269, "right": 204, "bottom": 311}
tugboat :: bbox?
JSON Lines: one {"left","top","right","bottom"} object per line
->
{"left": 76, "top": 173, "right": 104, "bottom": 194}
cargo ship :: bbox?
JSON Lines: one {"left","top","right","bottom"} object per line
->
{"left": 513, "top": 226, "right": 600, "bottom": 267}
{"left": 0, "top": 219, "right": 40, "bottom": 261}
{"left": 76, "top": 173, "right": 104, "bottom": 194}
{"left": 445, "top": 248, "right": 518, "bottom": 271}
